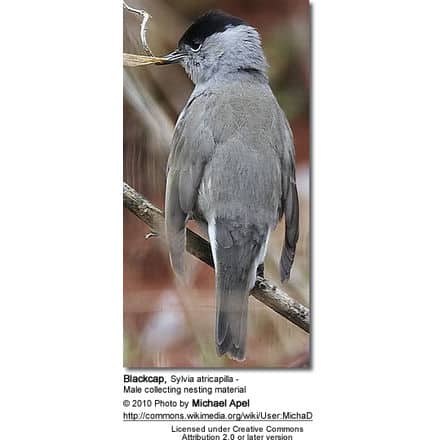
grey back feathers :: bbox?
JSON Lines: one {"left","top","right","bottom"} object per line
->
{"left": 165, "top": 11, "right": 299, "bottom": 361}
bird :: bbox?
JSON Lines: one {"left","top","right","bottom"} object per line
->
{"left": 158, "top": 10, "right": 299, "bottom": 361}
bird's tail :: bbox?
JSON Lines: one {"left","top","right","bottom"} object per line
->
{"left": 208, "top": 220, "right": 268, "bottom": 361}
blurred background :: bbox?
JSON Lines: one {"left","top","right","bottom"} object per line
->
{"left": 123, "top": 0, "right": 310, "bottom": 368}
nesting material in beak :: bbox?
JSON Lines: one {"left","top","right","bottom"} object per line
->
{"left": 123, "top": 53, "right": 168, "bottom": 67}
{"left": 123, "top": 50, "right": 185, "bottom": 67}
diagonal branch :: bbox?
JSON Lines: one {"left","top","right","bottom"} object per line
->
{"left": 123, "top": 182, "right": 310, "bottom": 334}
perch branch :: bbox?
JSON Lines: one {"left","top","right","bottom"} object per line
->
{"left": 123, "top": 182, "right": 310, "bottom": 334}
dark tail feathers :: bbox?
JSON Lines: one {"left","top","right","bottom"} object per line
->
{"left": 212, "top": 222, "right": 267, "bottom": 361}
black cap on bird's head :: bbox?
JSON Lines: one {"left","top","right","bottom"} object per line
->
{"left": 179, "top": 11, "right": 247, "bottom": 51}
{"left": 157, "top": 10, "right": 247, "bottom": 64}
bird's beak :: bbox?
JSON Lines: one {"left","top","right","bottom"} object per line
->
{"left": 155, "top": 49, "right": 186, "bottom": 65}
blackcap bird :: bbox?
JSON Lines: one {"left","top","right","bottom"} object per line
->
{"left": 159, "top": 11, "right": 299, "bottom": 361}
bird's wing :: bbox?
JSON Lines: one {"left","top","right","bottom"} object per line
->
{"left": 165, "top": 92, "right": 216, "bottom": 275}
{"left": 279, "top": 113, "right": 300, "bottom": 282}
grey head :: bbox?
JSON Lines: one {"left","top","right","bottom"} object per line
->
{"left": 158, "top": 10, "right": 268, "bottom": 84}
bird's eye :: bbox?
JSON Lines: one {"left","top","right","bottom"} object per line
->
{"left": 189, "top": 41, "right": 202, "bottom": 52}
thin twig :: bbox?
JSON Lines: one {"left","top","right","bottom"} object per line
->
{"left": 123, "top": 2, "right": 154, "bottom": 55}
{"left": 144, "top": 232, "right": 159, "bottom": 240}
{"left": 123, "top": 182, "right": 310, "bottom": 334}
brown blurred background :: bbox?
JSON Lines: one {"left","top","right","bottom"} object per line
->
{"left": 123, "top": 0, "right": 310, "bottom": 368}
